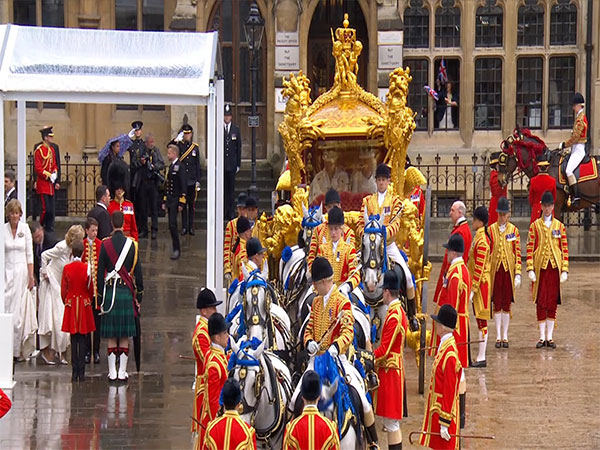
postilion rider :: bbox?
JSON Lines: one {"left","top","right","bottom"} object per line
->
{"left": 559, "top": 92, "right": 588, "bottom": 204}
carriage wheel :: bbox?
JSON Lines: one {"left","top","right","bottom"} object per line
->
{"left": 418, "top": 316, "right": 426, "bottom": 395}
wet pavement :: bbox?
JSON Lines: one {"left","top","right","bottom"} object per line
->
{"left": 1, "top": 228, "right": 599, "bottom": 449}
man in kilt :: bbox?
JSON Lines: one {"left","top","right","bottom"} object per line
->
{"left": 97, "top": 211, "right": 143, "bottom": 381}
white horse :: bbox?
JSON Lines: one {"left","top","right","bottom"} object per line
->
{"left": 229, "top": 337, "right": 293, "bottom": 450}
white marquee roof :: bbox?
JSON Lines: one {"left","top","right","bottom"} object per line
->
{"left": 0, "top": 24, "right": 218, "bottom": 104}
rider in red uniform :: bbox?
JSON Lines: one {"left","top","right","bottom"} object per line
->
{"left": 488, "top": 152, "right": 507, "bottom": 225}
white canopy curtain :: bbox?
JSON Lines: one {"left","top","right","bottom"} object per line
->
{"left": 0, "top": 24, "right": 224, "bottom": 387}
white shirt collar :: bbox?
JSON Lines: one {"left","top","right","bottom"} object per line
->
{"left": 332, "top": 240, "right": 339, "bottom": 254}
{"left": 499, "top": 222, "right": 507, "bottom": 232}
{"left": 248, "top": 259, "right": 259, "bottom": 271}
{"left": 543, "top": 215, "right": 552, "bottom": 227}
{"left": 211, "top": 342, "right": 225, "bottom": 352}
{"left": 97, "top": 202, "right": 107, "bottom": 210}
{"left": 451, "top": 256, "right": 463, "bottom": 265}
{"left": 455, "top": 217, "right": 467, "bottom": 226}
{"left": 439, "top": 332, "right": 453, "bottom": 348}
{"left": 323, "top": 283, "right": 336, "bottom": 307}
{"left": 377, "top": 189, "right": 387, "bottom": 207}
{"left": 389, "top": 298, "right": 401, "bottom": 308}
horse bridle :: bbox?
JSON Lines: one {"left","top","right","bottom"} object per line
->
{"left": 362, "top": 218, "right": 386, "bottom": 280}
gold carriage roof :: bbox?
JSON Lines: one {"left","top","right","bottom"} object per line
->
{"left": 278, "top": 14, "right": 417, "bottom": 196}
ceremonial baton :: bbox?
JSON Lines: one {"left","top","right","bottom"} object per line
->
{"left": 420, "top": 339, "right": 485, "bottom": 352}
{"left": 190, "top": 415, "right": 206, "bottom": 430}
{"left": 179, "top": 354, "right": 196, "bottom": 361}
{"left": 409, "top": 431, "right": 494, "bottom": 445}
{"left": 418, "top": 185, "right": 432, "bottom": 395}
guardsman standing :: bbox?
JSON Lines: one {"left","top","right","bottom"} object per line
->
{"left": 224, "top": 104, "right": 242, "bottom": 221}
{"left": 433, "top": 201, "right": 471, "bottom": 307}
{"left": 176, "top": 124, "right": 201, "bottom": 236}
{"left": 373, "top": 270, "right": 408, "bottom": 450}
{"left": 359, "top": 163, "right": 417, "bottom": 308}
{"left": 527, "top": 191, "right": 569, "bottom": 349}
{"left": 127, "top": 121, "right": 146, "bottom": 215}
{"left": 488, "top": 152, "right": 507, "bottom": 226}
{"left": 162, "top": 142, "right": 187, "bottom": 260}
{"left": 420, "top": 304, "right": 462, "bottom": 450}
{"left": 559, "top": 92, "right": 588, "bottom": 204}
{"left": 307, "top": 207, "right": 360, "bottom": 295}
{"left": 198, "top": 313, "right": 230, "bottom": 446}
{"left": 108, "top": 163, "right": 138, "bottom": 241}
{"left": 232, "top": 217, "right": 253, "bottom": 281}
{"left": 529, "top": 153, "right": 556, "bottom": 224}
{"left": 489, "top": 197, "right": 521, "bottom": 348}
{"left": 203, "top": 379, "right": 257, "bottom": 450}
{"left": 311, "top": 188, "right": 356, "bottom": 249}
{"left": 191, "top": 290, "right": 222, "bottom": 441}
{"left": 283, "top": 371, "right": 340, "bottom": 450}
{"left": 468, "top": 206, "right": 492, "bottom": 368}
{"left": 34, "top": 126, "right": 61, "bottom": 232}
{"left": 83, "top": 217, "right": 102, "bottom": 365}
{"left": 224, "top": 193, "right": 247, "bottom": 286}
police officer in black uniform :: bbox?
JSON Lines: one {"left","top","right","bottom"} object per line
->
{"left": 176, "top": 124, "right": 201, "bottom": 236}
{"left": 224, "top": 104, "right": 242, "bottom": 220}
{"left": 128, "top": 121, "right": 146, "bottom": 227}
{"left": 162, "top": 141, "right": 187, "bottom": 260}
{"left": 136, "top": 135, "right": 165, "bottom": 240}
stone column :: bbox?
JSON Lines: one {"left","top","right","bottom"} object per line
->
{"left": 78, "top": 0, "right": 101, "bottom": 155}
{"left": 502, "top": 0, "right": 518, "bottom": 138}
{"left": 460, "top": 0, "right": 476, "bottom": 148}
{"left": 377, "top": 0, "right": 404, "bottom": 101}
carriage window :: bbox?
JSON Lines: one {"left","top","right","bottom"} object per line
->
{"left": 548, "top": 56, "right": 575, "bottom": 129}
{"left": 516, "top": 58, "right": 543, "bottom": 129}
{"left": 404, "top": 0, "right": 429, "bottom": 49}
{"left": 474, "top": 58, "right": 502, "bottom": 130}
{"left": 550, "top": 0, "right": 577, "bottom": 46}
{"left": 405, "top": 59, "right": 429, "bottom": 131}
{"left": 435, "top": 0, "right": 460, "bottom": 48}
{"left": 517, "top": 0, "right": 544, "bottom": 47}
{"left": 475, "top": 0, "right": 503, "bottom": 48}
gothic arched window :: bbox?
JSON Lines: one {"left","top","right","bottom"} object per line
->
{"left": 404, "top": 0, "right": 429, "bottom": 49}
{"left": 475, "top": 0, "right": 503, "bottom": 48}
{"left": 517, "top": 0, "right": 544, "bottom": 46}
{"left": 550, "top": 0, "right": 577, "bottom": 46}
{"left": 435, "top": 0, "right": 461, "bottom": 48}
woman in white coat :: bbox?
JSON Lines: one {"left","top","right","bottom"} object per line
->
{"left": 38, "top": 224, "right": 85, "bottom": 364}
{"left": 4, "top": 199, "right": 37, "bottom": 360}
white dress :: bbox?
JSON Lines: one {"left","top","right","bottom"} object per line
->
{"left": 351, "top": 170, "right": 376, "bottom": 193}
{"left": 37, "top": 240, "right": 71, "bottom": 354}
{"left": 4, "top": 221, "right": 37, "bottom": 358}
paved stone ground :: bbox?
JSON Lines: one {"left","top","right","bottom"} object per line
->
{"left": 0, "top": 228, "right": 599, "bottom": 449}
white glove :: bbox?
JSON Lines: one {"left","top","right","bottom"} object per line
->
{"left": 469, "top": 291, "right": 474, "bottom": 302}
{"left": 306, "top": 340, "right": 318, "bottom": 355}
{"left": 236, "top": 166, "right": 240, "bottom": 174}
{"left": 528, "top": 270, "right": 536, "bottom": 283}
{"left": 440, "top": 425, "right": 451, "bottom": 441}
{"left": 339, "top": 283, "right": 352, "bottom": 296}
{"left": 327, "top": 344, "right": 339, "bottom": 358}
{"left": 514, "top": 274, "right": 521, "bottom": 289}
{"left": 195, "top": 181, "right": 201, "bottom": 192}
{"left": 560, "top": 272, "right": 568, "bottom": 283}
{"left": 175, "top": 131, "right": 184, "bottom": 142}
{"left": 50, "top": 172, "right": 57, "bottom": 183}
{"left": 128, "top": 128, "right": 136, "bottom": 139}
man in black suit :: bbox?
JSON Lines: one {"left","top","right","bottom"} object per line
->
{"left": 87, "top": 185, "right": 113, "bottom": 240}
{"left": 224, "top": 104, "right": 242, "bottom": 220}
{"left": 4, "top": 169, "right": 17, "bottom": 208}
{"left": 30, "top": 221, "right": 58, "bottom": 284}
{"left": 162, "top": 142, "right": 187, "bottom": 260}
{"left": 96, "top": 211, "right": 143, "bottom": 382}
{"left": 175, "top": 124, "right": 201, "bottom": 236}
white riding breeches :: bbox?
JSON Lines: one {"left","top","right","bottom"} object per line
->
{"left": 386, "top": 242, "right": 414, "bottom": 289}
{"left": 382, "top": 417, "right": 400, "bottom": 432}
{"left": 565, "top": 143, "right": 586, "bottom": 178}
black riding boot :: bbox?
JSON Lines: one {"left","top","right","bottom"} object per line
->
{"left": 460, "top": 393, "right": 466, "bottom": 429}
{"left": 389, "top": 443, "right": 403, "bottom": 450}
{"left": 365, "top": 423, "right": 379, "bottom": 449}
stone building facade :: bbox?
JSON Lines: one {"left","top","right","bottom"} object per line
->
{"left": 0, "top": 0, "right": 597, "bottom": 167}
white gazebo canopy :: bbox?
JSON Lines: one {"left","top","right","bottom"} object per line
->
{"left": 0, "top": 24, "right": 225, "bottom": 388}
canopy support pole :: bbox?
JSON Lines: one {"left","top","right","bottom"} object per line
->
{"left": 17, "top": 100, "right": 26, "bottom": 218}
{"left": 206, "top": 83, "right": 216, "bottom": 291}
{"left": 215, "top": 78, "right": 224, "bottom": 296}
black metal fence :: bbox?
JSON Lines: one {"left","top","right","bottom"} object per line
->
{"left": 7, "top": 151, "right": 598, "bottom": 228}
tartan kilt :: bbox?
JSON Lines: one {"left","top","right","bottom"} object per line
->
{"left": 100, "top": 284, "right": 137, "bottom": 338}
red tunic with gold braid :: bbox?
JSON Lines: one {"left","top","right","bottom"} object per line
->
{"left": 82, "top": 237, "right": 101, "bottom": 307}
{"left": 198, "top": 345, "right": 229, "bottom": 446}
{"left": 488, "top": 170, "right": 507, "bottom": 226}
{"left": 34, "top": 143, "right": 58, "bottom": 195}
{"left": 373, "top": 299, "right": 407, "bottom": 420}
{"left": 202, "top": 410, "right": 257, "bottom": 450}
{"left": 489, "top": 221, "right": 521, "bottom": 313}
{"left": 191, "top": 316, "right": 210, "bottom": 434}
{"left": 433, "top": 218, "right": 472, "bottom": 306}
{"left": 358, "top": 189, "right": 403, "bottom": 240}
{"left": 232, "top": 237, "right": 248, "bottom": 281}
{"left": 468, "top": 228, "right": 492, "bottom": 332}
{"left": 60, "top": 261, "right": 96, "bottom": 335}
{"left": 223, "top": 217, "right": 239, "bottom": 276}
{"left": 430, "top": 258, "right": 471, "bottom": 367}
{"left": 420, "top": 335, "right": 462, "bottom": 450}
{"left": 526, "top": 217, "right": 568, "bottom": 321}
{"left": 409, "top": 185, "right": 426, "bottom": 226}
{"left": 108, "top": 199, "right": 138, "bottom": 241}
{"left": 529, "top": 173, "right": 557, "bottom": 224}
{"left": 304, "top": 288, "right": 354, "bottom": 355}
{"left": 308, "top": 221, "right": 356, "bottom": 266}
{"left": 283, "top": 405, "right": 340, "bottom": 450}
{"left": 564, "top": 109, "right": 588, "bottom": 147}
{"left": 308, "top": 237, "right": 360, "bottom": 290}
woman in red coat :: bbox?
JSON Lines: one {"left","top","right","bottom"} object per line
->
{"left": 61, "top": 239, "right": 95, "bottom": 382}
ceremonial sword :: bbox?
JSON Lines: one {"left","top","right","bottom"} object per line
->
{"left": 409, "top": 431, "right": 495, "bottom": 444}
